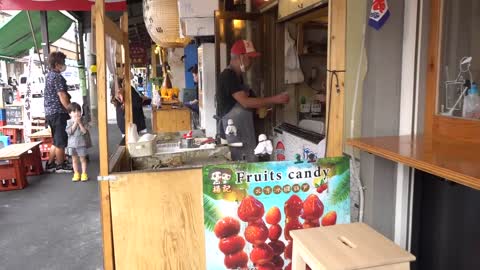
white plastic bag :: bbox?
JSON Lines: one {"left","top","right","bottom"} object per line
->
{"left": 127, "top": 123, "right": 139, "bottom": 143}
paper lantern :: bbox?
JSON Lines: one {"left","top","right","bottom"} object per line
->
{"left": 143, "top": 0, "right": 190, "bottom": 48}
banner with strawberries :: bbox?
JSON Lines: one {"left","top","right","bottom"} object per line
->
{"left": 203, "top": 157, "right": 350, "bottom": 270}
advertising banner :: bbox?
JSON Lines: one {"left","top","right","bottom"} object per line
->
{"left": 203, "top": 157, "right": 350, "bottom": 269}
{"left": 0, "top": 0, "right": 127, "bottom": 11}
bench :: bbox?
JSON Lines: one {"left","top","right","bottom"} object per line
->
{"left": 30, "top": 128, "right": 53, "bottom": 161}
{"left": 0, "top": 141, "right": 43, "bottom": 191}
{"left": 0, "top": 125, "right": 45, "bottom": 144}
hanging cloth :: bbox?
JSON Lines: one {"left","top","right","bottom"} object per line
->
{"left": 284, "top": 28, "right": 304, "bottom": 85}
{"left": 369, "top": 0, "right": 390, "bottom": 30}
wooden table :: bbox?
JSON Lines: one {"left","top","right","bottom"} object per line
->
{"left": 347, "top": 135, "right": 480, "bottom": 190}
{"left": 0, "top": 141, "right": 43, "bottom": 191}
{"left": 29, "top": 128, "right": 53, "bottom": 160}
{"left": 0, "top": 125, "right": 45, "bottom": 144}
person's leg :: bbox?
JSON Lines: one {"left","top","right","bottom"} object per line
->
{"left": 80, "top": 157, "right": 87, "bottom": 174}
{"left": 48, "top": 145, "right": 56, "bottom": 163}
{"left": 54, "top": 114, "right": 72, "bottom": 173}
{"left": 71, "top": 155, "right": 80, "bottom": 181}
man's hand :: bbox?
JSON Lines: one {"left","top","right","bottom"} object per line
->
{"left": 58, "top": 91, "right": 71, "bottom": 110}
{"left": 272, "top": 92, "right": 290, "bottom": 105}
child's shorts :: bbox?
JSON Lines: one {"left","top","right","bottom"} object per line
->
{"left": 68, "top": 147, "right": 88, "bottom": 157}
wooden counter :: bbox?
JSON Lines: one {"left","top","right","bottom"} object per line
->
{"left": 151, "top": 107, "right": 191, "bottom": 133}
{"left": 347, "top": 135, "right": 480, "bottom": 190}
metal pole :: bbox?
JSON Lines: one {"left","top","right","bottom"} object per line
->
{"left": 26, "top": 11, "right": 45, "bottom": 74}
{"left": 40, "top": 11, "right": 50, "bottom": 70}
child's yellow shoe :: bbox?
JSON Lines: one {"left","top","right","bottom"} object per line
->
{"left": 72, "top": 173, "right": 80, "bottom": 182}
{"left": 81, "top": 173, "right": 89, "bottom": 182}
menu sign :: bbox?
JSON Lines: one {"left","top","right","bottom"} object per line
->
{"left": 0, "top": 0, "right": 127, "bottom": 11}
{"left": 203, "top": 157, "right": 351, "bottom": 269}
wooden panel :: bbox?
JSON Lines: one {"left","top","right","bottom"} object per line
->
{"left": 433, "top": 115, "right": 480, "bottom": 144}
{"left": 424, "top": 0, "right": 442, "bottom": 139}
{"left": 325, "top": 0, "right": 346, "bottom": 157}
{"left": 109, "top": 170, "right": 206, "bottom": 270}
{"left": 0, "top": 141, "right": 41, "bottom": 160}
{"left": 152, "top": 108, "right": 192, "bottom": 133}
{"left": 291, "top": 223, "right": 415, "bottom": 270}
{"left": 347, "top": 135, "right": 480, "bottom": 190}
{"left": 95, "top": 0, "right": 114, "bottom": 269}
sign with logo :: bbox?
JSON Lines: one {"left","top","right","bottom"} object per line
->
{"left": 202, "top": 157, "right": 351, "bottom": 269}
{"left": 0, "top": 0, "right": 127, "bottom": 11}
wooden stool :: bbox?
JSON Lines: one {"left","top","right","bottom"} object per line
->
{"left": 0, "top": 141, "right": 43, "bottom": 191}
{"left": 291, "top": 223, "right": 415, "bottom": 270}
{"left": 30, "top": 128, "right": 53, "bottom": 161}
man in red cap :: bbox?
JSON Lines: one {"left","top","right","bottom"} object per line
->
{"left": 217, "top": 40, "right": 290, "bottom": 162}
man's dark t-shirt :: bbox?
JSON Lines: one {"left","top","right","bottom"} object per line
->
{"left": 217, "top": 69, "right": 244, "bottom": 118}
{"left": 44, "top": 70, "right": 69, "bottom": 116}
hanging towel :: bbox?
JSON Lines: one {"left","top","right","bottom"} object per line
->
{"left": 369, "top": 0, "right": 390, "bottom": 30}
{"left": 284, "top": 29, "right": 304, "bottom": 84}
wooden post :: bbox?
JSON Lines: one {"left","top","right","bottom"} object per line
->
{"left": 121, "top": 12, "right": 132, "bottom": 139}
{"left": 325, "top": 0, "right": 346, "bottom": 157}
{"left": 95, "top": 0, "right": 115, "bottom": 269}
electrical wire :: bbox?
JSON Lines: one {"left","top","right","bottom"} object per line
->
{"left": 350, "top": 21, "right": 367, "bottom": 223}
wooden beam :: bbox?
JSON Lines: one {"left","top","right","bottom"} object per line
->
{"left": 424, "top": 0, "right": 441, "bottom": 139}
{"left": 325, "top": 0, "right": 346, "bottom": 157}
{"left": 105, "top": 16, "right": 124, "bottom": 45}
{"left": 121, "top": 12, "right": 132, "bottom": 142}
{"left": 95, "top": 0, "right": 115, "bottom": 269}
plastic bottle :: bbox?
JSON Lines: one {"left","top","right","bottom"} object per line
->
{"left": 462, "top": 82, "right": 480, "bottom": 119}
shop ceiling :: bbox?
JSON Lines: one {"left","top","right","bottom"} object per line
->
{"left": 73, "top": 0, "right": 151, "bottom": 48}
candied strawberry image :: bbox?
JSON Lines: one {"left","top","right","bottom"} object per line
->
{"left": 268, "top": 224, "right": 282, "bottom": 241}
{"left": 224, "top": 251, "right": 248, "bottom": 269}
{"left": 284, "top": 218, "right": 303, "bottom": 241}
{"left": 284, "top": 241, "right": 293, "bottom": 259}
{"left": 284, "top": 195, "right": 303, "bottom": 217}
{"left": 268, "top": 240, "right": 285, "bottom": 255}
{"left": 237, "top": 196, "right": 265, "bottom": 222}
{"left": 301, "top": 194, "right": 324, "bottom": 220}
{"left": 255, "top": 262, "right": 275, "bottom": 270}
{"left": 248, "top": 218, "right": 266, "bottom": 226}
{"left": 321, "top": 211, "right": 337, "bottom": 226}
{"left": 219, "top": 235, "right": 246, "bottom": 255}
{"left": 250, "top": 243, "right": 274, "bottom": 265}
{"left": 265, "top": 206, "right": 281, "bottom": 225}
{"left": 271, "top": 255, "right": 284, "bottom": 269}
{"left": 316, "top": 182, "right": 328, "bottom": 193}
{"left": 303, "top": 219, "right": 320, "bottom": 229}
{"left": 285, "top": 262, "right": 292, "bottom": 270}
{"left": 214, "top": 216, "right": 241, "bottom": 238}
{"left": 245, "top": 222, "right": 269, "bottom": 245}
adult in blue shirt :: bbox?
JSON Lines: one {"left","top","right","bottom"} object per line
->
{"left": 44, "top": 52, "right": 73, "bottom": 173}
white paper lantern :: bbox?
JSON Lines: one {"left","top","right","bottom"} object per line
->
{"left": 143, "top": 0, "right": 190, "bottom": 48}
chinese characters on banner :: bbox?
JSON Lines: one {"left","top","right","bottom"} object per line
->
{"left": 130, "top": 44, "right": 147, "bottom": 66}
{"left": 203, "top": 158, "right": 351, "bottom": 269}
{"left": 0, "top": 0, "right": 126, "bottom": 11}
{"left": 23, "top": 50, "right": 34, "bottom": 143}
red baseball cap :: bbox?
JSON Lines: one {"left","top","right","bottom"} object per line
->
{"left": 231, "top": 40, "right": 261, "bottom": 57}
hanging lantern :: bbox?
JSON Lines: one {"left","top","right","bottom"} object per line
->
{"left": 143, "top": 0, "right": 190, "bottom": 48}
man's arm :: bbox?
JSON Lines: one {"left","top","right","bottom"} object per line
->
{"left": 58, "top": 91, "right": 71, "bottom": 110}
{"left": 232, "top": 91, "right": 289, "bottom": 109}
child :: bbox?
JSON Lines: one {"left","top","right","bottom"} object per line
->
{"left": 66, "top": 102, "right": 91, "bottom": 182}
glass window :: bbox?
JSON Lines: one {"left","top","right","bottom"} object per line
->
{"left": 438, "top": 0, "right": 480, "bottom": 120}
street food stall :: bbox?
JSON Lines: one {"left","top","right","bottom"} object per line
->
{"left": 94, "top": 0, "right": 346, "bottom": 269}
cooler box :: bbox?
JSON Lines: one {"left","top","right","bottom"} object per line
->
{"left": 0, "top": 135, "right": 10, "bottom": 149}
